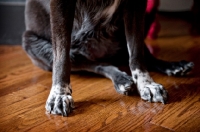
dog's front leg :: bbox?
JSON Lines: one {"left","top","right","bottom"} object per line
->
{"left": 45, "top": 0, "right": 76, "bottom": 116}
{"left": 124, "top": 0, "right": 167, "bottom": 103}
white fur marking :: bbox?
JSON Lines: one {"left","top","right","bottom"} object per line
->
{"left": 119, "top": 85, "right": 126, "bottom": 92}
{"left": 132, "top": 69, "right": 153, "bottom": 86}
{"left": 131, "top": 68, "right": 167, "bottom": 103}
{"left": 51, "top": 84, "right": 72, "bottom": 95}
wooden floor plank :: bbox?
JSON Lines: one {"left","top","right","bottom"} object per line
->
{"left": 0, "top": 14, "right": 200, "bottom": 132}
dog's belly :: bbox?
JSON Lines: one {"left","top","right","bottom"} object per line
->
{"left": 71, "top": 0, "right": 125, "bottom": 60}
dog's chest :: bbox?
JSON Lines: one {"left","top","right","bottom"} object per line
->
{"left": 102, "top": 0, "right": 120, "bottom": 20}
{"left": 75, "top": 0, "right": 122, "bottom": 25}
{"left": 72, "top": 0, "right": 125, "bottom": 60}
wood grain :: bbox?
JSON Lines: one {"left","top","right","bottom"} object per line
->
{"left": 0, "top": 14, "right": 200, "bottom": 132}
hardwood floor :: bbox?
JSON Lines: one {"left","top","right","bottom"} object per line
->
{"left": 0, "top": 15, "right": 200, "bottom": 132}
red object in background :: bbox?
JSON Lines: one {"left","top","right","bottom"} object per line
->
{"left": 146, "top": 0, "right": 159, "bottom": 14}
{"left": 146, "top": 0, "right": 160, "bottom": 40}
{"left": 145, "top": 0, "right": 161, "bottom": 55}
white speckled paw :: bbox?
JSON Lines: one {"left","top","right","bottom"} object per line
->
{"left": 45, "top": 85, "right": 74, "bottom": 116}
{"left": 139, "top": 82, "right": 168, "bottom": 104}
{"left": 45, "top": 93, "right": 74, "bottom": 116}
{"left": 165, "top": 61, "right": 194, "bottom": 76}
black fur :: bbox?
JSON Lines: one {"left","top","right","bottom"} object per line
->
{"left": 22, "top": 0, "right": 194, "bottom": 116}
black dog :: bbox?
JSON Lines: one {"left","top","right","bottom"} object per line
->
{"left": 22, "top": 0, "right": 194, "bottom": 116}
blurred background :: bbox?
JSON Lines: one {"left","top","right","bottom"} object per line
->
{"left": 0, "top": 0, "right": 198, "bottom": 44}
{"left": 0, "top": 0, "right": 25, "bottom": 44}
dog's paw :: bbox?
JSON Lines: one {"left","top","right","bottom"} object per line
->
{"left": 165, "top": 61, "right": 194, "bottom": 76}
{"left": 139, "top": 82, "right": 168, "bottom": 104}
{"left": 45, "top": 94, "right": 74, "bottom": 116}
{"left": 113, "top": 72, "right": 135, "bottom": 95}
{"left": 45, "top": 85, "right": 74, "bottom": 116}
